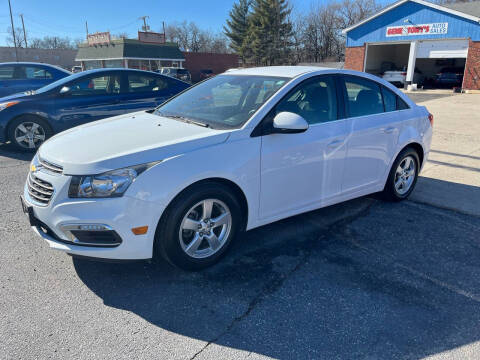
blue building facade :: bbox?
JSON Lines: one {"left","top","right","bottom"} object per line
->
{"left": 344, "top": 0, "right": 480, "bottom": 90}
{"left": 347, "top": 1, "right": 480, "bottom": 47}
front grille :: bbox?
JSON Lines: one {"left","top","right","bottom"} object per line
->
{"left": 39, "top": 157, "right": 63, "bottom": 175}
{"left": 27, "top": 172, "right": 54, "bottom": 205}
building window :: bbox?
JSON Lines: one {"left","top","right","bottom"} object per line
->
{"left": 84, "top": 60, "right": 102, "bottom": 70}
{"left": 128, "top": 59, "right": 140, "bottom": 69}
{"left": 104, "top": 60, "right": 123, "bottom": 68}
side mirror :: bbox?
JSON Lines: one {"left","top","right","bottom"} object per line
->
{"left": 59, "top": 86, "right": 71, "bottom": 94}
{"left": 272, "top": 112, "right": 309, "bottom": 134}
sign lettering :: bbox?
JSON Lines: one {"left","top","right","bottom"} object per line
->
{"left": 386, "top": 23, "right": 448, "bottom": 37}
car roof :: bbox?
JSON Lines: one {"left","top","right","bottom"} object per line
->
{"left": 224, "top": 66, "right": 332, "bottom": 78}
{"left": 0, "top": 62, "right": 71, "bottom": 74}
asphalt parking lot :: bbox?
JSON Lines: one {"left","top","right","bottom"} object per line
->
{"left": 1, "top": 93, "right": 479, "bottom": 359}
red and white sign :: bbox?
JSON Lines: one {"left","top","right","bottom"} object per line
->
{"left": 386, "top": 23, "right": 448, "bottom": 37}
{"left": 87, "top": 32, "right": 111, "bottom": 45}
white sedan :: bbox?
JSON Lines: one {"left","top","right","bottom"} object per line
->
{"left": 22, "top": 66, "right": 433, "bottom": 270}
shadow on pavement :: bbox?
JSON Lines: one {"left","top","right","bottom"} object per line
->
{"left": 73, "top": 179, "right": 480, "bottom": 359}
{"left": 0, "top": 143, "right": 34, "bottom": 162}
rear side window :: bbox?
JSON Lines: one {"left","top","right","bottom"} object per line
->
{"left": 381, "top": 87, "right": 397, "bottom": 112}
{"left": 344, "top": 76, "right": 384, "bottom": 117}
{"left": 0, "top": 66, "right": 15, "bottom": 79}
{"left": 397, "top": 96, "right": 410, "bottom": 110}
{"left": 382, "top": 86, "right": 410, "bottom": 112}
{"left": 128, "top": 74, "right": 168, "bottom": 93}
{"left": 23, "top": 66, "right": 53, "bottom": 79}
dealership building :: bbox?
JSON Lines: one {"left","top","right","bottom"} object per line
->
{"left": 343, "top": 0, "right": 480, "bottom": 90}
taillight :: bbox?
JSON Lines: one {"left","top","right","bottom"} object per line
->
{"left": 401, "top": 72, "right": 407, "bottom": 76}
{"left": 428, "top": 113, "right": 434, "bottom": 127}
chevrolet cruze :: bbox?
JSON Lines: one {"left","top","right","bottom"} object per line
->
{"left": 21, "top": 66, "right": 433, "bottom": 270}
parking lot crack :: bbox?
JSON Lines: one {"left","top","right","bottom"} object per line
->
{"left": 190, "top": 201, "right": 376, "bottom": 360}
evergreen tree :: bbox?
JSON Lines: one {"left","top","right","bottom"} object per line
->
{"left": 247, "top": 0, "right": 293, "bottom": 65}
{"left": 224, "top": 0, "right": 251, "bottom": 63}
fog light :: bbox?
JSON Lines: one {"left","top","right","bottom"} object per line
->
{"left": 131, "top": 226, "right": 148, "bottom": 235}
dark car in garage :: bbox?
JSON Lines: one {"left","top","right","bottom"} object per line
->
{"left": 0, "top": 62, "right": 71, "bottom": 98}
{"left": 434, "top": 67, "right": 464, "bottom": 88}
{"left": 0, "top": 68, "right": 190, "bottom": 150}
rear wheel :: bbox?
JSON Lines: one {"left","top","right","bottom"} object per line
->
{"left": 8, "top": 116, "right": 52, "bottom": 151}
{"left": 382, "top": 147, "right": 420, "bottom": 201}
{"left": 154, "top": 182, "right": 242, "bottom": 271}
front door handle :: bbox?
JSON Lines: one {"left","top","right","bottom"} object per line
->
{"left": 327, "top": 139, "right": 343, "bottom": 148}
{"left": 383, "top": 127, "right": 396, "bottom": 134}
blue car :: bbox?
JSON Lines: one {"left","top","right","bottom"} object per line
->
{"left": 0, "top": 62, "right": 71, "bottom": 98}
{"left": 0, "top": 68, "right": 190, "bottom": 150}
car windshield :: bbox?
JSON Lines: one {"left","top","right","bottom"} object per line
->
{"left": 155, "top": 75, "right": 288, "bottom": 129}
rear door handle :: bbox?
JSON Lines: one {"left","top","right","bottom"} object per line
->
{"left": 327, "top": 139, "right": 343, "bottom": 148}
{"left": 383, "top": 127, "right": 396, "bottom": 134}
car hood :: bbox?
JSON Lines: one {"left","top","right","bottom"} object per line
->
{"left": 0, "top": 91, "right": 32, "bottom": 102}
{"left": 38, "top": 111, "right": 231, "bottom": 175}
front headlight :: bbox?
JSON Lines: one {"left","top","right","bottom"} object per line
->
{"left": 68, "top": 162, "right": 159, "bottom": 198}
{"left": 0, "top": 101, "right": 19, "bottom": 111}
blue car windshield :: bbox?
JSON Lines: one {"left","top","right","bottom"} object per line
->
{"left": 155, "top": 75, "right": 288, "bottom": 129}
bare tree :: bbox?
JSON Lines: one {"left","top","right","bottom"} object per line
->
{"left": 6, "top": 26, "right": 26, "bottom": 48}
{"left": 289, "top": 0, "right": 380, "bottom": 64}
{"left": 28, "top": 36, "right": 75, "bottom": 49}
{"left": 165, "top": 21, "right": 229, "bottom": 53}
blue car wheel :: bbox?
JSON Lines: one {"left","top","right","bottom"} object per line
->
{"left": 8, "top": 116, "right": 52, "bottom": 152}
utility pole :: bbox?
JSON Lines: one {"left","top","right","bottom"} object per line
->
{"left": 139, "top": 16, "right": 149, "bottom": 32}
{"left": 8, "top": 0, "right": 18, "bottom": 61}
{"left": 85, "top": 21, "right": 89, "bottom": 40}
{"left": 19, "top": 14, "right": 27, "bottom": 48}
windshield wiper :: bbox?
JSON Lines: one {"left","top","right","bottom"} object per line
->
{"left": 157, "top": 112, "right": 210, "bottom": 128}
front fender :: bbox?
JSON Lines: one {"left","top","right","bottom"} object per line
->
{"left": 125, "top": 135, "right": 261, "bottom": 230}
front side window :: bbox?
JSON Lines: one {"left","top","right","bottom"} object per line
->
{"left": 128, "top": 74, "right": 167, "bottom": 93}
{"left": 344, "top": 76, "right": 384, "bottom": 117}
{"left": 68, "top": 74, "right": 121, "bottom": 96}
{"left": 156, "top": 75, "right": 288, "bottom": 129}
{"left": 273, "top": 76, "right": 338, "bottom": 125}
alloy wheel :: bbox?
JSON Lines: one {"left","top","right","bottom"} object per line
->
{"left": 394, "top": 155, "right": 416, "bottom": 195}
{"left": 14, "top": 122, "right": 46, "bottom": 149}
{"left": 178, "top": 199, "right": 232, "bottom": 259}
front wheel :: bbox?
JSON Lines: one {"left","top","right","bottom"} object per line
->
{"left": 382, "top": 148, "right": 420, "bottom": 201}
{"left": 8, "top": 116, "right": 52, "bottom": 151}
{"left": 154, "top": 182, "right": 242, "bottom": 271}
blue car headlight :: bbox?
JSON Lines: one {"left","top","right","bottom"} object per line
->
{"left": 68, "top": 162, "right": 159, "bottom": 198}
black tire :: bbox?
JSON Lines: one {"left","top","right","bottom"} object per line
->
{"left": 382, "top": 147, "right": 420, "bottom": 202}
{"left": 154, "top": 182, "right": 243, "bottom": 271}
{"left": 7, "top": 115, "right": 53, "bottom": 152}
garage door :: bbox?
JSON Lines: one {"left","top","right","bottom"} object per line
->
{"left": 416, "top": 40, "right": 469, "bottom": 59}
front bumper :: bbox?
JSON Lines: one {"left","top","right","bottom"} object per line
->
{"left": 23, "top": 169, "right": 165, "bottom": 260}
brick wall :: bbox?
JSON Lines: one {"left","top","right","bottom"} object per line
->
{"left": 344, "top": 45, "right": 366, "bottom": 72}
{"left": 183, "top": 52, "right": 239, "bottom": 82}
{"left": 463, "top": 40, "right": 480, "bottom": 90}
{"left": 0, "top": 47, "right": 78, "bottom": 70}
